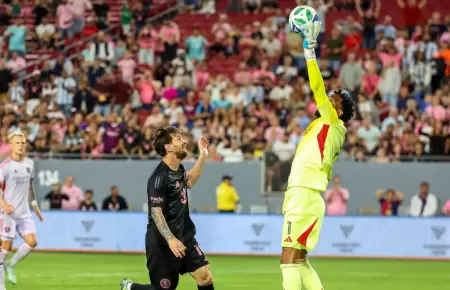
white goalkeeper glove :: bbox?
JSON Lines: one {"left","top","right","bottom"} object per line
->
{"left": 302, "top": 21, "right": 322, "bottom": 60}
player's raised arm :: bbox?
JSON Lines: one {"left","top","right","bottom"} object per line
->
{"left": 186, "top": 137, "right": 209, "bottom": 189}
{"left": 303, "top": 21, "right": 336, "bottom": 121}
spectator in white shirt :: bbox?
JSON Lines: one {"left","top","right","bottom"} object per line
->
{"left": 217, "top": 139, "right": 244, "bottom": 163}
{"left": 272, "top": 133, "right": 296, "bottom": 162}
{"left": 409, "top": 181, "right": 438, "bottom": 217}
{"left": 8, "top": 80, "right": 25, "bottom": 105}
{"left": 36, "top": 17, "right": 56, "bottom": 39}
{"left": 261, "top": 32, "right": 281, "bottom": 57}
{"left": 269, "top": 79, "right": 293, "bottom": 101}
{"left": 357, "top": 117, "right": 381, "bottom": 153}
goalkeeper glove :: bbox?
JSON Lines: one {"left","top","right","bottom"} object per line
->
{"left": 302, "top": 21, "right": 322, "bottom": 61}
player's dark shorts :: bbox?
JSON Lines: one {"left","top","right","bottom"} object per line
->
{"left": 145, "top": 231, "right": 208, "bottom": 290}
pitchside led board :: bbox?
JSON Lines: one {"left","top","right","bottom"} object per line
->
{"left": 29, "top": 212, "right": 450, "bottom": 259}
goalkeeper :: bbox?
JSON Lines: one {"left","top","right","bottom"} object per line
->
{"left": 280, "top": 21, "right": 355, "bottom": 290}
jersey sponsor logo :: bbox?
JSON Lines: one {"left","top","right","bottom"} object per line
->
{"left": 150, "top": 196, "right": 164, "bottom": 204}
{"left": 81, "top": 220, "right": 94, "bottom": 233}
{"left": 160, "top": 279, "right": 171, "bottom": 289}
{"left": 432, "top": 226, "right": 446, "bottom": 240}
{"left": 340, "top": 225, "right": 354, "bottom": 238}
{"left": 251, "top": 223, "right": 264, "bottom": 236}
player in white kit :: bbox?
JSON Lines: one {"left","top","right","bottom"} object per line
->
{"left": 0, "top": 131, "right": 44, "bottom": 286}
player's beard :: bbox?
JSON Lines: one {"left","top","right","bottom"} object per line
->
{"left": 315, "top": 110, "right": 321, "bottom": 118}
{"left": 175, "top": 150, "right": 188, "bottom": 160}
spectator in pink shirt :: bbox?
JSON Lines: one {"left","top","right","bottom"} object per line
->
{"left": 0, "top": 134, "right": 10, "bottom": 154}
{"left": 325, "top": 175, "right": 350, "bottom": 216}
{"left": 57, "top": 0, "right": 75, "bottom": 38}
{"left": 233, "top": 62, "right": 252, "bottom": 86}
{"left": 211, "top": 14, "right": 232, "bottom": 54}
{"left": 252, "top": 60, "right": 275, "bottom": 82}
{"left": 159, "top": 20, "right": 180, "bottom": 44}
{"left": 443, "top": 200, "right": 450, "bottom": 216}
{"left": 195, "top": 62, "right": 210, "bottom": 89}
{"left": 117, "top": 51, "right": 136, "bottom": 84}
{"left": 379, "top": 43, "right": 403, "bottom": 68}
{"left": 69, "top": 0, "right": 92, "bottom": 34}
{"left": 138, "top": 70, "right": 156, "bottom": 108}
{"left": 361, "top": 61, "right": 379, "bottom": 96}
{"left": 6, "top": 51, "right": 26, "bottom": 72}
{"left": 61, "top": 176, "right": 84, "bottom": 210}
{"left": 161, "top": 76, "right": 178, "bottom": 106}
{"left": 138, "top": 24, "right": 156, "bottom": 66}
{"left": 424, "top": 96, "right": 447, "bottom": 121}
{"left": 264, "top": 116, "right": 285, "bottom": 143}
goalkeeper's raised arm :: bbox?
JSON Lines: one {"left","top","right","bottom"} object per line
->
{"left": 302, "top": 21, "right": 356, "bottom": 124}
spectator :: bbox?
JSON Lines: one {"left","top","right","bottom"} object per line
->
{"left": 116, "top": 120, "right": 140, "bottom": 156}
{"left": 358, "top": 117, "right": 382, "bottom": 153}
{"left": 210, "top": 14, "right": 232, "bottom": 54}
{"left": 8, "top": 79, "right": 25, "bottom": 105}
{"left": 33, "top": 0, "right": 50, "bottom": 25}
{"left": 102, "top": 185, "right": 128, "bottom": 211}
{"left": 442, "top": 200, "right": 450, "bottom": 216}
{"left": 132, "top": 2, "right": 147, "bottom": 34}
{"left": 377, "top": 59, "right": 402, "bottom": 107}
{"left": 216, "top": 175, "right": 240, "bottom": 213}
{"left": 409, "top": 181, "right": 438, "bottom": 217}
{"left": 171, "top": 49, "right": 193, "bottom": 88}
{"left": 376, "top": 16, "right": 397, "bottom": 39}
{"left": 112, "top": 73, "right": 132, "bottom": 114}
{"left": 93, "top": 0, "right": 110, "bottom": 30}
{"left": 61, "top": 176, "right": 84, "bottom": 210}
{"left": 45, "top": 182, "right": 70, "bottom": 210}
{"left": 6, "top": 51, "right": 26, "bottom": 72}
{"left": 81, "top": 16, "right": 99, "bottom": 38}
{"left": 0, "top": 60, "right": 12, "bottom": 101}
{"left": 359, "top": 2, "right": 380, "bottom": 50}
{"left": 325, "top": 175, "right": 350, "bottom": 216}
{"left": 36, "top": 17, "right": 56, "bottom": 40}
{"left": 272, "top": 132, "right": 295, "bottom": 161}
{"left": 88, "top": 32, "right": 115, "bottom": 63}
{"left": 100, "top": 113, "right": 122, "bottom": 154}
{"left": 121, "top": 0, "right": 132, "bottom": 35}
{"left": 397, "top": 0, "right": 427, "bottom": 36}
{"left": 73, "top": 79, "right": 96, "bottom": 114}
{"left": 325, "top": 28, "right": 344, "bottom": 71}
{"left": 185, "top": 26, "right": 208, "bottom": 62}
{"left": 69, "top": 0, "right": 92, "bottom": 34}
{"left": 63, "top": 123, "right": 83, "bottom": 154}
{"left": 217, "top": 139, "right": 244, "bottom": 162}
{"left": 93, "top": 73, "right": 114, "bottom": 116}
{"left": 56, "top": 0, "right": 75, "bottom": 39}
{"left": 138, "top": 23, "right": 157, "bottom": 66}
{"left": 269, "top": 79, "right": 293, "bottom": 101}
{"left": 80, "top": 189, "right": 98, "bottom": 211}
{"left": 117, "top": 51, "right": 137, "bottom": 84}
{"left": 376, "top": 189, "right": 404, "bottom": 216}
{"left": 261, "top": 31, "right": 281, "bottom": 57}
{"left": 339, "top": 52, "right": 364, "bottom": 99}
{"left": 5, "top": 18, "right": 27, "bottom": 56}
{"left": 54, "top": 71, "right": 76, "bottom": 116}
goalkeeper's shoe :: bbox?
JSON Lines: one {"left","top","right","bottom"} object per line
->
{"left": 5, "top": 263, "right": 16, "bottom": 285}
{"left": 120, "top": 278, "right": 133, "bottom": 290}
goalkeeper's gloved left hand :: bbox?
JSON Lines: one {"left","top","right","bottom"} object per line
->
{"left": 302, "top": 21, "right": 322, "bottom": 60}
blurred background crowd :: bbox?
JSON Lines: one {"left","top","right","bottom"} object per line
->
{"left": 0, "top": 0, "right": 448, "bottom": 164}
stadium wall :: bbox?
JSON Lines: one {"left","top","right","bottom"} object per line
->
{"left": 34, "top": 160, "right": 450, "bottom": 214}
{"left": 31, "top": 212, "right": 450, "bottom": 260}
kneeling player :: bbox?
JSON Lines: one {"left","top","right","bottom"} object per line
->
{"left": 121, "top": 127, "right": 214, "bottom": 290}
{"left": 0, "top": 132, "right": 44, "bottom": 285}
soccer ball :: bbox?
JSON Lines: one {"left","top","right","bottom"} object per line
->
{"left": 289, "top": 5, "right": 318, "bottom": 35}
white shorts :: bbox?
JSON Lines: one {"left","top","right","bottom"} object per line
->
{"left": 2, "top": 215, "right": 36, "bottom": 240}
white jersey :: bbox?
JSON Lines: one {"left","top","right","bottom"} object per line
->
{"left": 0, "top": 157, "right": 34, "bottom": 219}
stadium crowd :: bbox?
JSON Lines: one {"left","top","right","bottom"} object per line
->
{"left": 0, "top": 0, "right": 448, "bottom": 162}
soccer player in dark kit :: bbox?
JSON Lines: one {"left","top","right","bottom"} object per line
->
{"left": 120, "top": 126, "right": 214, "bottom": 290}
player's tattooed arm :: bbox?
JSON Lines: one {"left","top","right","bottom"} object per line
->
{"left": 150, "top": 207, "right": 175, "bottom": 241}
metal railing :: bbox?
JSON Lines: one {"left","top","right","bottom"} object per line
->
{"left": 19, "top": 0, "right": 183, "bottom": 81}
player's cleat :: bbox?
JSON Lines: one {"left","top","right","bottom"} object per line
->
{"left": 5, "top": 263, "right": 16, "bottom": 285}
{"left": 120, "top": 278, "right": 133, "bottom": 290}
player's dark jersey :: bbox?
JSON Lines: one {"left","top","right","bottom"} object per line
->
{"left": 147, "top": 161, "right": 196, "bottom": 243}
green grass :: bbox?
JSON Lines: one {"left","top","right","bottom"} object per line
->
{"left": 6, "top": 253, "right": 450, "bottom": 289}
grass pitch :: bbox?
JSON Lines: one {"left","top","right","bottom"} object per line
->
{"left": 7, "top": 253, "right": 450, "bottom": 289}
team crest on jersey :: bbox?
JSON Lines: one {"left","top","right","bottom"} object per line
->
{"left": 175, "top": 181, "right": 180, "bottom": 189}
{"left": 4, "top": 227, "right": 10, "bottom": 233}
{"left": 26, "top": 167, "right": 31, "bottom": 174}
{"left": 160, "top": 279, "right": 171, "bottom": 289}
